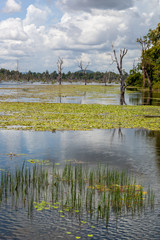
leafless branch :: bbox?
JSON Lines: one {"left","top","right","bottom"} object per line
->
{"left": 77, "top": 60, "right": 90, "bottom": 85}
{"left": 57, "top": 57, "right": 63, "bottom": 85}
{"left": 111, "top": 44, "right": 128, "bottom": 105}
{"left": 57, "top": 57, "right": 63, "bottom": 73}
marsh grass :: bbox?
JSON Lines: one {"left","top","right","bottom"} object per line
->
{"left": 0, "top": 163, "right": 155, "bottom": 226}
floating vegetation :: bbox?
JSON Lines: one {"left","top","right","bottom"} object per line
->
{"left": 27, "top": 159, "right": 50, "bottom": 165}
{"left": 0, "top": 162, "right": 155, "bottom": 228}
{"left": 5, "top": 153, "right": 27, "bottom": 157}
{"left": 0, "top": 85, "right": 119, "bottom": 103}
{"left": 88, "top": 234, "right": 93, "bottom": 237}
{"left": 0, "top": 169, "right": 7, "bottom": 172}
{"left": 0, "top": 102, "right": 160, "bottom": 131}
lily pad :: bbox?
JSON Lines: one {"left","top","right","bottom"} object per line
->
{"left": 27, "top": 159, "right": 49, "bottom": 165}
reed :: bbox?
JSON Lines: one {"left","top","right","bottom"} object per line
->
{"left": 0, "top": 163, "right": 155, "bottom": 226}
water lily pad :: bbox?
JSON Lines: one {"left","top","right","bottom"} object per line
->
{"left": 27, "top": 159, "right": 49, "bottom": 165}
{"left": 81, "top": 221, "right": 87, "bottom": 224}
{"left": 74, "top": 210, "right": 80, "bottom": 213}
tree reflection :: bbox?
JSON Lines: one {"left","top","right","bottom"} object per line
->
{"left": 135, "top": 129, "right": 160, "bottom": 172}
{"left": 142, "top": 91, "right": 152, "bottom": 105}
{"left": 110, "top": 128, "right": 125, "bottom": 144}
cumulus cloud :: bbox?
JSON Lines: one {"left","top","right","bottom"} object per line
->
{"left": 0, "top": 18, "right": 27, "bottom": 40}
{"left": 3, "top": 0, "right": 21, "bottom": 13}
{"left": 23, "top": 4, "right": 51, "bottom": 26}
{"left": 57, "top": 0, "right": 134, "bottom": 12}
{"left": 0, "top": 0, "right": 159, "bottom": 73}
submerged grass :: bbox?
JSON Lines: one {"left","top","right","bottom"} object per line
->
{"left": 0, "top": 163, "right": 155, "bottom": 225}
{"left": 0, "top": 102, "right": 160, "bottom": 131}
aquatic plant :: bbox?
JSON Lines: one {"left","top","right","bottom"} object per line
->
{"left": 0, "top": 85, "right": 119, "bottom": 103}
{"left": 27, "top": 159, "right": 50, "bottom": 165}
{"left": 0, "top": 102, "right": 160, "bottom": 131}
{"left": 0, "top": 163, "right": 155, "bottom": 227}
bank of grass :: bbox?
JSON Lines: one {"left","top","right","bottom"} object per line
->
{"left": 0, "top": 102, "right": 160, "bottom": 131}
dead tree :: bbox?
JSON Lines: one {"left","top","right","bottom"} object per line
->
{"left": 103, "top": 74, "right": 107, "bottom": 86}
{"left": 57, "top": 57, "right": 63, "bottom": 85}
{"left": 16, "top": 59, "right": 19, "bottom": 82}
{"left": 112, "top": 45, "right": 128, "bottom": 105}
{"left": 77, "top": 60, "right": 90, "bottom": 85}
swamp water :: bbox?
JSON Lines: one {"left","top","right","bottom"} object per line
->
{"left": 1, "top": 83, "right": 160, "bottom": 105}
{"left": 0, "top": 129, "right": 160, "bottom": 240}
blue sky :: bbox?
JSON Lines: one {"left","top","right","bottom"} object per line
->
{"left": 0, "top": 0, "right": 159, "bottom": 73}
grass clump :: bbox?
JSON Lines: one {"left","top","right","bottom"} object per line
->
{"left": 0, "top": 163, "right": 155, "bottom": 225}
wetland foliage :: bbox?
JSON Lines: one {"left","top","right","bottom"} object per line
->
{"left": 0, "top": 162, "right": 154, "bottom": 227}
{"left": 0, "top": 102, "right": 160, "bottom": 131}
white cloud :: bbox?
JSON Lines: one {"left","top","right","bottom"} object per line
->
{"left": 23, "top": 4, "right": 51, "bottom": 26}
{"left": 3, "top": 0, "right": 21, "bottom": 13}
{"left": 0, "top": 1, "right": 159, "bottom": 73}
{"left": 0, "top": 18, "right": 27, "bottom": 40}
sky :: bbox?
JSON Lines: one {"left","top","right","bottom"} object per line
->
{"left": 0, "top": 0, "right": 159, "bottom": 73}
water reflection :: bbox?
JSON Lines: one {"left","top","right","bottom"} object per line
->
{"left": 0, "top": 128, "right": 160, "bottom": 239}
{"left": 0, "top": 129, "right": 160, "bottom": 178}
{"left": 1, "top": 83, "right": 160, "bottom": 105}
{"left": 127, "top": 88, "right": 160, "bottom": 106}
{"left": 135, "top": 129, "right": 160, "bottom": 175}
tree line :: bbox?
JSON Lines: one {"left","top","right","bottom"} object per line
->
{"left": 0, "top": 68, "right": 123, "bottom": 84}
{"left": 127, "top": 22, "right": 160, "bottom": 90}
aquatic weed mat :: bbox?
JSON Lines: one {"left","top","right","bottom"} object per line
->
{"left": 0, "top": 85, "right": 119, "bottom": 102}
{"left": 0, "top": 102, "right": 160, "bottom": 131}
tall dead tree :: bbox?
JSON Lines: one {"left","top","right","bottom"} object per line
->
{"left": 57, "top": 57, "right": 63, "bottom": 85}
{"left": 103, "top": 74, "right": 107, "bottom": 86}
{"left": 77, "top": 60, "right": 90, "bottom": 85}
{"left": 16, "top": 59, "right": 19, "bottom": 82}
{"left": 112, "top": 45, "right": 128, "bottom": 105}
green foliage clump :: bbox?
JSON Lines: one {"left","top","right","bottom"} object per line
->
{"left": 128, "top": 22, "right": 160, "bottom": 90}
{"left": 127, "top": 68, "right": 143, "bottom": 87}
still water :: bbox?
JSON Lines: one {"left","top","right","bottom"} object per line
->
{"left": 0, "top": 82, "right": 160, "bottom": 105}
{"left": 0, "top": 129, "right": 160, "bottom": 239}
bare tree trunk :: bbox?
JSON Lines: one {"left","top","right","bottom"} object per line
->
{"left": 77, "top": 60, "right": 90, "bottom": 85}
{"left": 145, "top": 69, "right": 152, "bottom": 91}
{"left": 142, "top": 64, "right": 146, "bottom": 88}
{"left": 112, "top": 45, "right": 128, "bottom": 105}
{"left": 57, "top": 74, "right": 62, "bottom": 85}
{"left": 57, "top": 57, "right": 63, "bottom": 85}
{"left": 103, "top": 74, "right": 107, "bottom": 86}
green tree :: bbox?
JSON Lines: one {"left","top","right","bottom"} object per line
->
{"left": 128, "top": 22, "right": 160, "bottom": 90}
{"left": 126, "top": 67, "right": 143, "bottom": 86}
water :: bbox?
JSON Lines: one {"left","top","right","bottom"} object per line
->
{"left": 0, "top": 129, "right": 160, "bottom": 239}
{"left": 0, "top": 82, "right": 160, "bottom": 105}
{"left": 0, "top": 82, "right": 160, "bottom": 239}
